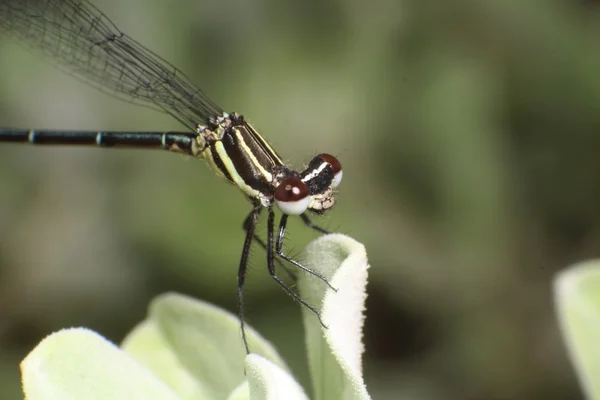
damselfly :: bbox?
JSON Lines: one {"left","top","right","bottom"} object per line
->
{"left": 0, "top": 0, "right": 342, "bottom": 353}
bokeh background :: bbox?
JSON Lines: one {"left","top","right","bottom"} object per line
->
{"left": 0, "top": 0, "right": 598, "bottom": 398}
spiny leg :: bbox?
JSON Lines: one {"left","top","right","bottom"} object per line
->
{"left": 238, "top": 204, "right": 261, "bottom": 354}
{"left": 266, "top": 209, "right": 329, "bottom": 328}
{"left": 300, "top": 213, "right": 329, "bottom": 235}
{"left": 276, "top": 214, "right": 337, "bottom": 292}
{"left": 241, "top": 208, "right": 297, "bottom": 281}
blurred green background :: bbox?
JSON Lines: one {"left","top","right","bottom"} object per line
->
{"left": 0, "top": 0, "right": 598, "bottom": 398}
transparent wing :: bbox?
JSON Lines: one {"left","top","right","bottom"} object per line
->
{"left": 0, "top": 0, "right": 223, "bottom": 130}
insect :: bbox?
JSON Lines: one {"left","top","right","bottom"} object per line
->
{"left": 0, "top": 0, "right": 341, "bottom": 352}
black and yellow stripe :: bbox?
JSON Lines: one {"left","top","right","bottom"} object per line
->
{"left": 197, "top": 114, "right": 285, "bottom": 199}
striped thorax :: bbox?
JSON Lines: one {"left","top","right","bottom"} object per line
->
{"left": 194, "top": 112, "right": 342, "bottom": 215}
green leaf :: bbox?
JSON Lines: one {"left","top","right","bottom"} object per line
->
{"left": 123, "top": 293, "right": 287, "bottom": 399}
{"left": 555, "top": 260, "right": 600, "bottom": 399}
{"left": 245, "top": 354, "right": 309, "bottom": 400}
{"left": 121, "top": 320, "right": 213, "bottom": 400}
{"left": 226, "top": 381, "right": 249, "bottom": 400}
{"left": 21, "top": 328, "right": 181, "bottom": 400}
{"left": 298, "top": 234, "right": 371, "bottom": 400}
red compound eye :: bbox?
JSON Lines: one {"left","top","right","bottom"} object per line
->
{"left": 274, "top": 177, "right": 311, "bottom": 215}
{"left": 318, "top": 153, "right": 343, "bottom": 188}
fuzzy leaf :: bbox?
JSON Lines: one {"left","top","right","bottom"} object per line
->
{"left": 123, "top": 293, "right": 287, "bottom": 399}
{"left": 21, "top": 328, "right": 181, "bottom": 400}
{"left": 298, "top": 234, "right": 371, "bottom": 400}
{"left": 246, "top": 354, "right": 309, "bottom": 400}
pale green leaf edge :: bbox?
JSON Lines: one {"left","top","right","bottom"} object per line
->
{"left": 226, "top": 381, "right": 250, "bottom": 400}
{"left": 555, "top": 260, "right": 600, "bottom": 400}
{"left": 21, "top": 327, "right": 181, "bottom": 400}
{"left": 121, "top": 319, "right": 214, "bottom": 400}
{"left": 245, "top": 354, "right": 310, "bottom": 400}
